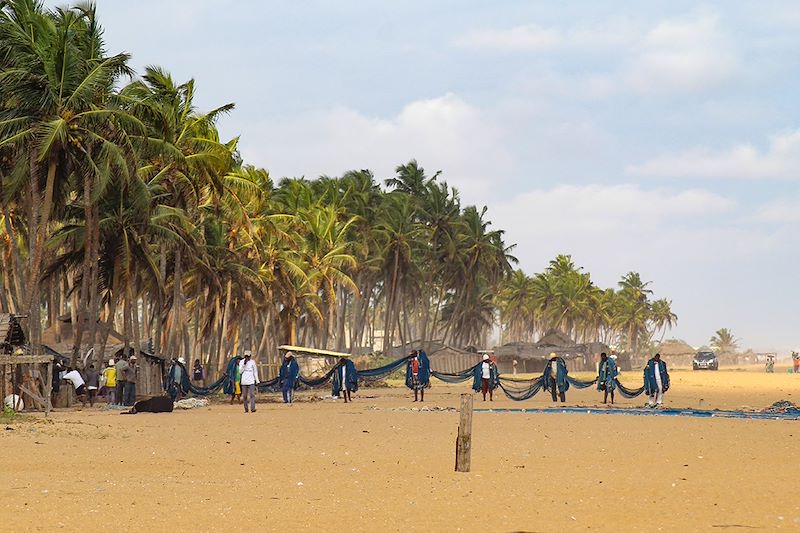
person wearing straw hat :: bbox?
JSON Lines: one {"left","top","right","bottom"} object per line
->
{"left": 239, "top": 350, "right": 260, "bottom": 413}
{"left": 543, "top": 352, "right": 569, "bottom": 403}
{"left": 279, "top": 351, "right": 300, "bottom": 404}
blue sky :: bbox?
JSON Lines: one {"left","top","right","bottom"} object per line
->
{"left": 80, "top": 1, "right": 798, "bottom": 352}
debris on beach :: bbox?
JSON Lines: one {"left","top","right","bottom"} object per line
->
{"left": 762, "top": 400, "right": 800, "bottom": 414}
{"left": 174, "top": 398, "right": 210, "bottom": 410}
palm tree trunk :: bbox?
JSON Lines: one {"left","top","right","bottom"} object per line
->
{"left": 154, "top": 244, "right": 167, "bottom": 356}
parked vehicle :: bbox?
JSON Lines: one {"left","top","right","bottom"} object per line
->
{"left": 693, "top": 351, "right": 719, "bottom": 371}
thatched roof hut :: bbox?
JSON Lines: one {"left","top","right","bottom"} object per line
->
{"left": 494, "top": 329, "right": 609, "bottom": 373}
{"left": 654, "top": 339, "right": 696, "bottom": 367}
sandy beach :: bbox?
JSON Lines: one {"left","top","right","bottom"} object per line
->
{"left": 2, "top": 368, "right": 799, "bottom": 532}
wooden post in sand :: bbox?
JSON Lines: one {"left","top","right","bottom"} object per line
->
{"left": 455, "top": 393, "right": 473, "bottom": 472}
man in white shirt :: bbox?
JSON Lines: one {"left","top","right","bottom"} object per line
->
{"left": 62, "top": 367, "right": 87, "bottom": 407}
{"left": 238, "top": 351, "right": 260, "bottom": 413}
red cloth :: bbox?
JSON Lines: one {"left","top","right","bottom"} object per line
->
{"left": 411, "top": 358, "right": 420, "bottom": 374}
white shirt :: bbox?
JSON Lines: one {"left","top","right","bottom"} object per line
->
{"left": 654, "top": 362, "right": 662, "bottom": 389}
{"left": 481, "top": 362, "right": 491, "bottom": 379}
{"left": 63, "top": 370, "right": 85, "bottom": 389}
{"left": 239, "top": 359, "right": 260, "bottom": 385}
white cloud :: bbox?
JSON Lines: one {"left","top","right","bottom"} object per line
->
{"left": 240, "top": 93, "right": 513, "bottom": 202}
{"left": 453, "top": 23, "right": 634, "bottom": 52}
{"left": 493, "top": 184, "right": 734, "bottom": 235}
{"left": 627, "top": 129, "right": 800, "bottom": 179}
{"left": 751, "top": 196, "right": 800, "bottom": 224}
{"left": 625, "top": 13, "right": 737, "bottom": 94}
{"left": 454, "top": 12, "right": 737, "bottom": 95}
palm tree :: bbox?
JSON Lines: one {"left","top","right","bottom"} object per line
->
{"left": 710, "top": 328, "right": 738, "bottom": 354}
{"left": 0, "top": 0, "right": 139, "bottom": 352}
{"left": 650, "top": 298, "right": 678, "bottom": 343}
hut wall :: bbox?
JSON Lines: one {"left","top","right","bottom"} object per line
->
{"left": 428, "top": 349, "right": 478, "bottom": 374}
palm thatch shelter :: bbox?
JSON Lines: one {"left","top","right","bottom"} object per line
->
{"left": 494, "top": 329, "right": 609, "bottom": 373}
{"left": 654, "top": 339, "right": 696, "bottom": 367}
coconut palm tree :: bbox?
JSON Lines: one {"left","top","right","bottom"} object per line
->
{"left": 710, "top": 328, "right": 738, "bottom": 354}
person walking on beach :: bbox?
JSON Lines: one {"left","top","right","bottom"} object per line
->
{"left": 103, "top": 359, "right": 117, "bottom": 404}
{"left": 84, "top": 364, "right": 100, "bottom": 407}
{"left": 792, "top": 351, "right": 800, "bottom": 374}
{"left": 644, "top": 353, "right": 669, "bottom": 408}
{"left": 597, "top": 352, "right": 618, "bottom": 404}
{"left": 544, "top": 352, "right": 569, "bottom": 403}
{"left": 332, "top": 357, "right": 358, "bottom": 403}
{"left": 279, "top": 351, "right": 300, "bottom": 404}
{"left": 239, "top": 351, "right": 260, "bottom": 413}
{"left": 123, "top": 355, "right": 138, "bottom": 406}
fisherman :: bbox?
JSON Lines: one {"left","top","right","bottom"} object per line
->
{"left": 173, "top": 357, "right": 186, "bottom": 401}
{"left": 84, "top": 363, "right": 100, "bottom": 407}
{"left": 279, "top": 351, "right": 300, "bottom": 404}
{"left": 114, "top": 355, "right": 128, "bottom": 407}
{"left": 123, "top": 355, "right": 138, "bottom": 406}
{"left": 62, "top": 366, "right": 87, "bottom": 407}
{"left": 192, "top": 359, "right": 205, "bottom": 384}
{"left": 543, "top": 352, "right": 569, "bottom": 403}
{"left": 230, "top": 355, "right": 242, "bottom": 405}
{"left": 597, "top": 352, "right": 618, "bottom": 404}
{"left": 406, "top": 349, "right": 431, "bottom": 402}
{"left": 103, "top": 359, "right": 117, "bottom": 404}
{"left": 332, "top": 357, "right": 358, "bottom": 403}
{"left": 239, "top": 351, "right": 260, "bottom": 413}
{"left": 644, "top": 353, "right": 670, "bottom": 408}
{"left": 472, "top": 354, "right": 498, "bottom": 401}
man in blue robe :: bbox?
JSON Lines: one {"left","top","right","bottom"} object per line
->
{"left": 405, "top": 349, "right": 431, "bottom": 402}
{"left": 543, "top": 352, "right": 569, "bottom": 403}
{"left": 597, "top": 352, "right": 618, "bottom": 404}
{"left": 332, "top": 357, "right": 358, "bottom": 403}
{"left": 643, "top": 353, "right": 670, "bottom": 408}
{"left": 279, "top": 351, "right": 300, "bottom": 404}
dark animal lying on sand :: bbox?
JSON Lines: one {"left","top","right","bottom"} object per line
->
{"left": 121, "top": 395, "right": 174, "bottom": 414}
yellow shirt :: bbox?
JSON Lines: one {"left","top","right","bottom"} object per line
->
{"left": 104, "top": 367, "right": 116, "bottom": 388}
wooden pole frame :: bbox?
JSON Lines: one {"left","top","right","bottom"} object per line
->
{"left": 0, "top": 354, "right": 53, "bottom": 416}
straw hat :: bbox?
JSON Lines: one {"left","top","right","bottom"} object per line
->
{"left": 482, "top": 354, "right": 490, "bottom": 361}
{"left": 549, "top": 352, "right": 557, "bottom": 358}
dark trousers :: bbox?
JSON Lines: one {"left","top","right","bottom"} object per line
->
{"left": 550, "top": 384, "right": 565, "bottom": 402}
{"left": 282, "top": 382, "right": 293, "bottom": 403}
{"left": 115, "top": 381, "right": 126, "bottom": 405}
{"left": 123, "top": 381, "right": 136, "bottom": 406}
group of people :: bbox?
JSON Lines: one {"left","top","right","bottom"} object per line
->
{"left": 545, "top": 351, "right": 670, "bottom": 408}
{"left": 228, "top": 350, "right": 303, "bottom": 411}
{"left": 51, "top": 351, "right": 140, "bottom": 408}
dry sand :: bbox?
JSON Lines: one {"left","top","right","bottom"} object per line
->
{"left": 2, "top": 368, "right": 799, "bottom": 532}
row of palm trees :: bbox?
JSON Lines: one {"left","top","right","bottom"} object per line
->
{"left": 0, "top": 1, "right": 677, "bottom": 377}
{"left": 497, "top": 255, "right": 678, "bottom": 354}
